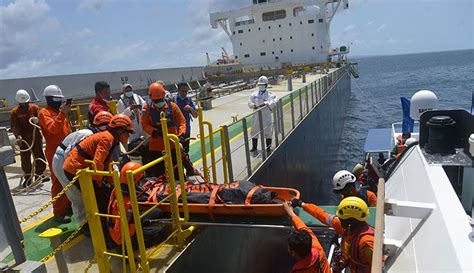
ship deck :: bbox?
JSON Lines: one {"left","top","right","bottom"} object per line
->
{"left": 2, "top": 72, "right": 337, "bottom": 272}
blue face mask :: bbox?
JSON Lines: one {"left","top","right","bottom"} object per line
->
{"left": 178, "top": 95, "right": 186, "bottom": 100}
{"left": 154, "top": 101, "right": 165, "bottom": 108}
{"left": 125, "top": 91, "right": 133, "bottom": 98}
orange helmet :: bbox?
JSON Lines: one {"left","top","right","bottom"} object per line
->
{"left": 120, "top": 161, "right": 144, "bottom": 184}
{"left": 149, "top": 82, "right": 165, "bottom": 100}
{"left": 92, "top": 111, "right": 113, "bottom": 126}
{"left": 109, "top": 114, "right": 134, "bottom": 132}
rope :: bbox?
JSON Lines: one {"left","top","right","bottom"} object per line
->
{"left": 11, "top": 117, "right": 51, "bottom": 193}
{"left": 19, "top": 175, "right": 79, "bottom": 224}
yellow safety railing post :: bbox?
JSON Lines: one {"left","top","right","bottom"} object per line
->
{"left": 111, "top": 165, "right": 138, "bottom": 272}
{"left": 202, "top": 121, "right": 217, "bottom": 184}
{"left": 161, "top": 113, "right": 186, "bottom": 246}
{"left": 126, "top": 169, "right": 150, "bottom": 273}
{"left": 219, "top": 127, "right": 229, "bottom": 185}
{"left": 197, "top": 103, "right": 210, "bottom": 182}
{"left": 77, "top": 168, "right": 110, "bottom": 273}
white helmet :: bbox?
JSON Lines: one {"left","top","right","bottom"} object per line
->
{"left": 257, "top": 76, "right": 268, "bottom": 85}
{"left": 43, "top": 85, "right": 64, "bottom": 98}
{"left": 333, "top": 170, "right": 356, "bottom": 191}
{"left": 405, "top": 137, "right": 417, "bottom": 146}
{"left": 15, "top": 89, "right": 30, "bottom": 103}
{"left": 410, "top": 90, "right": 438, "bottom": 120}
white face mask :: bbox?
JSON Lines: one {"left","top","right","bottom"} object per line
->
{"left": 258, "top": 85, "right": 266, "bottom": 92}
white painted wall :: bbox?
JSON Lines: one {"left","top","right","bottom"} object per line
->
{"left": 211, "top": 0, "right": 332, "bottom": 66}
{"left": 385, "top": 146, "right": 473, "bottom": 272}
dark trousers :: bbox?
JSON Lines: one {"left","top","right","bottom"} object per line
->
{"left": 251, "top": 138, "right": 272, "bottom": 151}
{"left": 19, "top": 137, "right": 46, "bottom": 179}
{"left": 148, "top": 150, "right": 181, "bottom": 179}
{"left": 182, "top": 133, "right": 191, "bottom": 154}
{"left": 131, "top": 208, "right": 169, "bottom": 249}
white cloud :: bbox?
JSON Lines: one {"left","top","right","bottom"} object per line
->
{"left": 376, "top": 24, "right": 386, "bottom": 32}
{"left": 77, "top": 28, "right": 94, "bottom": 38}
{"left": 0, "top": 0, "right": 52, "bottom": 70}
{"left": 40, "top": 18, "right": 60, "bottom": 32}
{"left": 79, "top": 0, "right": 113, "bottom": 13}
{"left": 343, "top": 25, "right": 356, "bottom": 32}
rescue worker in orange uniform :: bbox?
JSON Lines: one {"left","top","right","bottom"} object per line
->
{"left": 38, "top": 85, "right": 72, "bottom": 223}
{"left": 11, "top": 89, "right": 46, "bottom": 187}
{"left": 282, "top": 202, "right": 331, "bottom": 273}
{"left": 141, "top": 82, "right": 186, "bottom": 178}
{"left": 63, "top": 114, "right": 134, "bottom": 238}
{"left": 290, "top": 197, "right": 374, "bottom": 273}
{"left": 332, "top": 170, "right": 377, "bottom": 207}
{"left": 108, "top": 162, "right": 167, "bottom": 249}
{"left": 88, "top": 81, "right": 112, "bottom": 123}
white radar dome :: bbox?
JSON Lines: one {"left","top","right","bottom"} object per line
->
{"left": 410, "top": 90, "right": 438, "bottom": 120}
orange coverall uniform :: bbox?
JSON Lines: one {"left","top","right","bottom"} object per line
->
{"left": 63, "top": 130, "right": 117, "bottom": 183}
{"left": 302, "top": 203, "right": 374, "bottom": 273}
{"left": 141, "top": 101, "right": 186, "bottom": 151}
{"left": 38, "top": 106, "right": 71, "bottom": 216}
{"left": 290, "top": 215, "right": 331, "bottom": 273}
{"left": 108, "top": 191, "right": 135, "bottom": 245}
{"left": 10, "top": 103, "right": 46, "bottom": 178}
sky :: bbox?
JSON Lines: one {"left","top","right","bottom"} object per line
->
{"left": 0, "top": 0, "right": 472, "bottom": 79}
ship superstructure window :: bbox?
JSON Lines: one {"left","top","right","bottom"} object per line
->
{"left": 294, "top": 6, "right": 320, "bottom": 17}
{"left": 291, "top": 49, "right": 294, "bottom": 52}
{"left": 311, "top": 33, "right": 314, "bottom": 36}
{"left": 273, "top": 38, "right": 275, "bottom": 42}
{"left": 272, "top": 51, "right": 274, "bottom": 55}
{"left": 260, "top": 52, "right": 266, "bottom": 56}
{"left": 312, "top": 46, "right": 315, "bottom": 50}
{"left": 290, "top": 36, "right": 293, "bottom": 39}
{"left": 238, "top": 30, "right": 243, "bottom": 33}
{"left": 240, "top": 42, "right": 242, "bottom": 46}
{"left": 308, "top": 19, "right": 314, "bottom": 24}
{"left": 319, "top": 19, "right": 323, "bottom": 23}
{"left": 280, "top": 50, "right": 283, "bottom": 53}
{"left": 244, "top": 54, "right": 250, "bottom": 58}
{"left": 248, "top": 29, "right": 251, "bottom": 32}
{"left": 279, "top": 37, "right": 282, "bottom": 41}
{"left": 235, "top": 15, "right": 255, "bottom": 27}
{"left": 262, "top": 10, "right": 286, "bottom": 21}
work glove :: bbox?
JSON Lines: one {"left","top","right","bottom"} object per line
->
{"left": 289, "top": 198, "right": 303, "bottom": 208}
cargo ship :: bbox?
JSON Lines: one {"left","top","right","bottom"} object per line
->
{"left": 5, "top": 1, "right": 472, "bottom": 273}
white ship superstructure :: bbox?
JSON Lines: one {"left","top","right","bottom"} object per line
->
{"left": 210, "top": 0, "right": 349, "bottom": 65}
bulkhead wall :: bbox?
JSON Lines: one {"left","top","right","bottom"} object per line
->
{"left": 250, "top": 71, "right": 351, "bottom": 205}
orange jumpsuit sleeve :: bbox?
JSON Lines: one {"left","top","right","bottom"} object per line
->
{"left": 303, "top": 203, "right": 345, "bottom": 234}
{"left": 367, "top": 191, "right": 377, "bottom": 207}
{"left": 91, "top": 134, "right": 114, "bottom": 182}
{"left": 172, "top": 103, "right": 186, "bottom": 136}
{"left": 38, "top": 109, "right": 67, "bottom": 135}
{"left": 140, "top": 105, "right": 156, "bottom": 136}
{"left": 358, "top": 234, "right": 374, "bottom": 265}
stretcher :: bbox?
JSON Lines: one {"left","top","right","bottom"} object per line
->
{"left": 140, "top": 183, "right": 300, "bottom": 218}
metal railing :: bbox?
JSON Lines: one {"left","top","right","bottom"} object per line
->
{"left": 78, "top": 113, "right": 193, "bottom": 273}
{"left": 194, "top": 68, "right": 347, "bottom": 183}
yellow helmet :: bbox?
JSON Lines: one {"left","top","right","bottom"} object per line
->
{"left": 336, "top": 196, "right": 369, "bottom": 222}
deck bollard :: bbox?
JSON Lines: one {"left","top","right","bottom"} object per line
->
{"left": 39, "top": 228, "right": 69, "bottom": 273}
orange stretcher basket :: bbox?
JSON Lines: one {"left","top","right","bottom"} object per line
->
{"left": 142, "top": 186, "right": 300, "bottom": 218}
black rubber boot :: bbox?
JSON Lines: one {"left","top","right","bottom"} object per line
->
{"left": 266, "top": 138, "right": 272, "bottom": 152}
{"left": 250, "top": 138, "right": 258, "bottom": 152}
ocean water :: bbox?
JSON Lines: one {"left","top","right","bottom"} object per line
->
{"left": 336, "top": 49, "right": 474, "bottom": 171}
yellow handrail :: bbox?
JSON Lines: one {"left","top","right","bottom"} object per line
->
{"left": 202, "top": 121, "right": 217, "bottom": 184}
{"left": 197, "top": 104, "right": 210, "bottom": 182}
